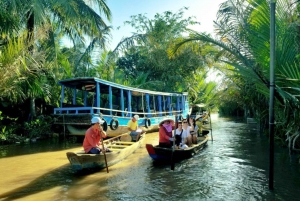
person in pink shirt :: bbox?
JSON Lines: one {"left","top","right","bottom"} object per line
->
{"left": 83, "top": 117, "right": 108, "bottom": 154}
{"left": 158, "top": 118, "right": 175, "bottom": 148}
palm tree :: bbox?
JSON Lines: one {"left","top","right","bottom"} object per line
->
{"left": 175, "top": 0, "right": 300, "bottom": 146}
{"left": 0, "top": 0, "right": 112, "bottom": 119}
{"left": 112, "top": 9, "right": 216, "bottom": 93}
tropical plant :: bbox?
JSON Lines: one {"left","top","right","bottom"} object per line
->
{"left": 23, "top": 115, "right": 53, "bottom": 139}
{"left": 113, "top": 8, "right": 219, "bottom": 97}
{"left": 174, "top": 0, "right": 300, "bottom": 147}
{"left": 0, "top": 0, "right": 112, "bottom": 117}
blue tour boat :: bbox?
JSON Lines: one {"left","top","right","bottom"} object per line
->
{"left": 53, "top": 77, "right": 189, "bottom": 137}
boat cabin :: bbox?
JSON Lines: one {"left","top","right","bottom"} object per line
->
{"left": 53, "top": 77, "right": 189, "bottom": 137}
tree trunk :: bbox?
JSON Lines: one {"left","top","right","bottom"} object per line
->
{"left": 29, "top": 97, "right": 36, "bottom": 121}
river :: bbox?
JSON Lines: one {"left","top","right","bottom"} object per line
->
{"left": 0, "top": 114, "right": 299, "bottom": 201}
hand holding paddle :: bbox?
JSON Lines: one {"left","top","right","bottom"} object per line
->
{"left": 99, "top": 129, "right": 109, "bottom": 173}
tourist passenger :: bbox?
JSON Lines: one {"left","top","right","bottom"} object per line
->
{"left": 189, "top": 118, "right": 199, "bottom": 144}
{"left": 175, "top": 121, "right": 183, "bottom": 148}
{"left": 181, "top": 118, "right": 192, "bottom": 148}
{"left": 158, "top": 118, "right": 175, "bottom": 148}
{"left": 83, "top": 117, "right": 108, "bottom": 154}
{"left": 195, "top": 115, "right": 209, "bottom": 136}
{"left": 127, "top": 114, "right": 145, "bottom": 141}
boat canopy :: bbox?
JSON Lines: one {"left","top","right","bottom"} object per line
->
{"left": 59, "top": 77, "right": 186, "bottom": 97}
{"left": 53, "top": 77, "right": 190, "bottom": 132}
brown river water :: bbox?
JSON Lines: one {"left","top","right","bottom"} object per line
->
{"left": 0, "top": 114, "right": 300, "bottom": 201}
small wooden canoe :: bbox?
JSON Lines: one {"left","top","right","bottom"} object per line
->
{"left": 66, "top": 133, "right": 144, "bottom": 171}
{"left": 146, "top": 135, "right": 209, "bottom": 162}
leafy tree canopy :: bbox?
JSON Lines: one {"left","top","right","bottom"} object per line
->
{"left": 113, "top": 8, "right": 219, "bottom": 99}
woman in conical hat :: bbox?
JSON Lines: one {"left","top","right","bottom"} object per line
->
{"left": 158, "top": 118, "right": 175, "bottom": 148}
{"left": 159, "top": 118, "right": 174, "bottom": 127}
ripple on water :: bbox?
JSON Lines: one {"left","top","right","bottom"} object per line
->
{"left": 1, "top": 115, "right": 299, "bottom": 201}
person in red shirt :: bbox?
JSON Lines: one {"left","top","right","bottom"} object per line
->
{"left": 158, "top": 118, "right": 175, "bottom": 148}
{"left": 83, "top": 117, "right": 108, "bottom": 154}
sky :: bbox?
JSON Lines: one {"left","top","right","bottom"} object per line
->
{"left": 105, "top": 0, "right": 226, "bottom": 50}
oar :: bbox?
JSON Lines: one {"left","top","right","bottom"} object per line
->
{"left": 99, "top": 130, "right": 109, "bottom": 173}
{"left": 171, "top": 116, "right": 177, "bottom": 170}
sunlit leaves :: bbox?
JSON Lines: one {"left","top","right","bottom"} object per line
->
{"left": 113, "top": 8, "right": 209, "bottom": 93}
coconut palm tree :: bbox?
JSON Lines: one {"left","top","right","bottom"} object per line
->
{"left": 174, "top": 0, "right": 300, "bottom": 147}
{"left": 112, "top": 8, "right": 217, "bottom": 93}
{"left": 0, "top": 0, "right": 112, "bottom": 119}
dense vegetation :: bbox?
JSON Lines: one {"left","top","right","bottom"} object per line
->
{"left": 1, "top": 0, "right": 300, "bottom": 152}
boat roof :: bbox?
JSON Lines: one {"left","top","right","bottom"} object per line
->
{"left": 58, "top": 77, "right": 187, "bottom": 97}
{"left": 190, "top": 103, "right": 206, "bottom": 108}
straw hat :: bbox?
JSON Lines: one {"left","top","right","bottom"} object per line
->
{"left": 195, "top": 115, "right": 202, "bottom": 121}
{"left": 159, "top": 118, "right": 175, "bottom": 127}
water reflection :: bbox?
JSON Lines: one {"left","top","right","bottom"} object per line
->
{"left": 0, "top": 115, "right": 300, "bottom": 201}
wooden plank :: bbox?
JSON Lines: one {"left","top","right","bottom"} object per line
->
{"left": 107, "top": 145, "right": 129, "bottom": 148}
{"left": 115, "top": 141, "right": 134, "bottom": 145}
{"left": 109, "top": 148, "right": 122, "bottom": 151}
{"left": 120, "top": 134, "right": 132, "bottom": 142}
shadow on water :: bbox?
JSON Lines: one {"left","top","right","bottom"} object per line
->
{"left": 0, "top": 165, "right": 72, "bottom": 200}
{"left": 0, "top": 138, "right": 81, "bottom": 158}
{"left": 0, "top": 163, "right": 111, "bottom": 201}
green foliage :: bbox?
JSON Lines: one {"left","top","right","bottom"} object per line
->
{"left": 0, "top": 0, "right": 113, "bottom": 114}
{"left": 23, "top": 116, "right": 53, "bottom": 139}
{"left": 0, "top": 111, "right": 22, "bottom": 144}
{"left": 175, "top": 0, "right": 300, "bottom": 149}
{"left": 113, "top": 8, "right": 217, "bottom": 95}
{"left": 0, "top": 126, "right": 26, "bottom": 145}
{"left": 0, "top": 127, "right": 8, "bottom": 140}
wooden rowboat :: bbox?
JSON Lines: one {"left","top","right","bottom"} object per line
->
{"left": 146, "top": 135, "right": 209, "bottom": 162}
{"left": 66, "top": 133, "right": 144, "bottom": 171}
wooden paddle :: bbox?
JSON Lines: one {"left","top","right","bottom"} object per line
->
{"left": 171, "top": 116, "right": 177, "bottom": 170}
{"left": 99, "top": 130, "right": 109, "bottom": 173}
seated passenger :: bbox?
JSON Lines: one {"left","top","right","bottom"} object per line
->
{"left": 158, "top": 118, "right": 175, "bottom": 148}
{"left": 195, "top": 115, "right": 209, "bottom": 136}
{"left": 181, "top": 119, "right": 192, "bottom": 148}
{"left": 175, "top": 121, "right": 183, "bottom": 148}
{"left": 189, "top": 118, "right": 199, "bottom": 144}
{"left": 201, "top": 112, "right": 210, "bottom": 124}
{"left": 127, "top": 114, "right": 145, "bottom": 141}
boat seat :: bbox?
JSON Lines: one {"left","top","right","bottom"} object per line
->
{"left": 75, "top": 150, "right": 85, "bottom": 154}
{"left": 108, "top": 145, "right": 129, "bottom": 148}
{"left": 120, "top": 134, "right": 132, "bottom": 142}
{"left": 108, "top": 148, "right": 121, "bottom": 152}
{"left": 115, "top": 141, "right": 134, "bottom": 145}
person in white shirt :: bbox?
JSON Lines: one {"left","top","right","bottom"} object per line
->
{"left": 181, "top": 119, "right": 192, "bottom": 148}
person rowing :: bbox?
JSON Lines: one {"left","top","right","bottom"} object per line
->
{"left": 83, "top": 117, "right": 110, "bottom": 154}
{"left": 158, "top": 118, "right": 175, "bottom": 148}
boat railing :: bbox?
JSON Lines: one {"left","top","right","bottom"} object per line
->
{"left": 54, "top": 106, "right": 183, "bottom": 118}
